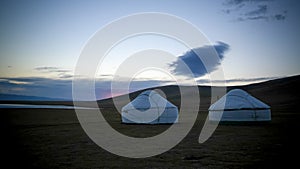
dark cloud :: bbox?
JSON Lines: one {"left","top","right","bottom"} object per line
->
{"left": 243, "top": 15, "right": 268, "bottom": 21}
{"left": 273, "top": 12, "right": 286, "bottom": 20}
{"left": 53, "top": 70, "right": 71, "bottom": 73}
{"left": 35, "top": 66, "right": 59, "bottom": 71}
{"left": 35, "top": 66, "right": 71, "bottom": 73}
{"left": 222, "top": 0, "right": 287, "bottom": 22}
{"left": 169, "top": 42, "right": 230, "bottom": 77}
{"left": 244, "top": 5, "right": 267, "bottom": 16}
{"left": 223, "top": 3, "right": 245, "bottom": 14}
{"left": 224, "top": 0, "right": 272, "bottom": 6}
{"left": 223, "top": 0, "right": 244, "bottom": 6}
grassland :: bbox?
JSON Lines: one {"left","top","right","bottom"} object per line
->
{"left": 1, "top": 106, "right": 299, "bottom": 169}
{"left": 1, "top": 75, "right": 299, "bottom": 168}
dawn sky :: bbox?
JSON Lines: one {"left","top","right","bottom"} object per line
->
{"left": 0, "top": 0, "right": 300, "bottom": 99}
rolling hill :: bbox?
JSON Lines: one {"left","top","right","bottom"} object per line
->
{"left": 98, "top": 75, "right": 300, "bottom": 111}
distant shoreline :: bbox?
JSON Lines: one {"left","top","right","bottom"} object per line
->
{"left": 0, "top": 103, "right": 97, "bottom": 109}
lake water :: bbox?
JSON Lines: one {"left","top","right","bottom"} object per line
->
{"left": 0, "top": 104, "right": 97, "bottom": 109}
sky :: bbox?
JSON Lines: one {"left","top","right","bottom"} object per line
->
{"left": 0, "top": 0, "right": 300, "bottom": 100}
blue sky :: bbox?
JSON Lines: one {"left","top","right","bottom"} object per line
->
{"left": 0, "top": 0, "right": 300, "bottom": 99}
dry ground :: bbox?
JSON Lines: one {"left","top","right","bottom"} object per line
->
{"left": 1, "top": 75, "right": 299, "bottom": 168}
{"left": 1, "top": 106, "right": 299, "bottom": 169}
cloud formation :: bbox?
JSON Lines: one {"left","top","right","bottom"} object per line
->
{"left": 197, "top": 76, "right": 281, "bottom": 85}
{"left": 169, "top": 42, "right": 230, "bottom": 77}
{"left": 35, "top": 66, "right": 73, "bottom": 79}
{"left": 35, "top": 66, "right": 59, "bottom": 71}
{"left": 224, "top": 0, "right": 272, "bottom": 6}
{"left": 223, "top": 0, "right": 287, "bottom": 22}
{"left": 0, "top": 77, "right": 174, "bottom": 100}
{"left": 0, "top": 76, "right": 284, "bottom": 100}
{"left": 244, "top": 5, "right": 267, "bottom": 16}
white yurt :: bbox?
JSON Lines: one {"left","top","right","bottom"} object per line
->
{"left": 121, "top": 90, "right": 178, "bottom": 124}
{"left": 209, "top": 89, "right": 271, "bottom": 122}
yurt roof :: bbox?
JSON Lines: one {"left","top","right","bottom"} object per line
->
{"left": 209, "top": 89, "right": 270, "bottom": 111}
{"left": 122, "top": 90, "right": 177, "bottom": 111}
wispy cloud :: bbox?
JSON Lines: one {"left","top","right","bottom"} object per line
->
{"left": 35, "top": 66, "right": 72, "bottom": 73}
{"left": 58, "top": 73, "right": 73, "bottom": 79}
{"left": 169, "top": 42, "right": 230, "bottom": 77}
{"left": 273, "top": 12, "right": 287, "bottom": 20}
{"left": 0, "top": 77, "right": 174, "bottom": 100}
{"left": 0, "top": 78, "right": 33, "bottom": 85}
{"left": 97, "top": 74, "right": 114, "bottom": 79}
{"left": 222, "top": 0, "right": 287, "bottom": 22}
{"left": 0, "top": 77, "right": 73, "bottom": 100}
{"left": 197, "top": 76, "right": 282, "bottom": 86}
{"left": 34, "top": 66, "right": 73, "bottom": 79}
{"left": 223, "top": 3, "right": 246, "bottom": 14}
{"left": 0, "top": 76, "right": 287, "bottom": 100}
{"left": 224, "top": 0, "right": 273, "bottom": 6}
{"left": 244, "top": 5, "right": 267, "bottom": 16}
{"left": 35, "top": 66, "right": 58, "bottom": 71}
